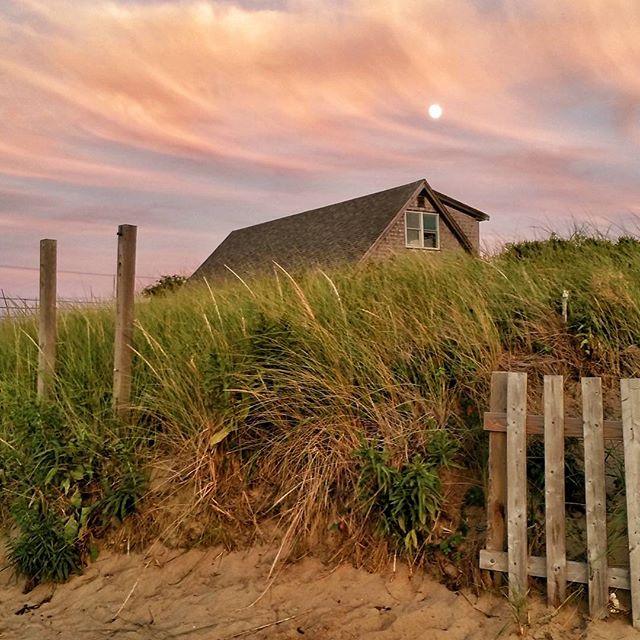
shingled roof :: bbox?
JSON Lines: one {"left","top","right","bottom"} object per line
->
{"left": 192, "top": 179, "right": 489, "bottom": 280}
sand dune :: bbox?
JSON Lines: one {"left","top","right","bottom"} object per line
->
{"left": 0, "top": 545, "right": 634, "bottom": 639}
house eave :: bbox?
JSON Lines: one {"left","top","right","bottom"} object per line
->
{"left": 434, "top": 191, "right": 490, "bottom": 221}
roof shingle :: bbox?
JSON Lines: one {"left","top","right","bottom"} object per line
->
{"left": 192, "top": 180, "right": 423, "bottom": 279}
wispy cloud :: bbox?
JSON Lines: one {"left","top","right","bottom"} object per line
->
{"left": 1, "top": 0, "right": 638, "bottom": 294}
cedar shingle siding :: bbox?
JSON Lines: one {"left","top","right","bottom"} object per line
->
{"left": 192, "top": 179, "right": 489, "bottom": 281}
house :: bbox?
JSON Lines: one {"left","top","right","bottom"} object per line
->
{"left": 192, "top": 178, "right": 489, "bottom": 280}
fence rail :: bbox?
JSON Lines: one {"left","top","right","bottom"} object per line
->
{"left": 480, "top": 371, "right": 640, "bottom": 628}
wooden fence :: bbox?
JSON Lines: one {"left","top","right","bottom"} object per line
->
{"left": 9, "top": 227, "right": 139, "bottom": 416}
{"left": 479, "top": 371, "right": 640, "bottom": 628}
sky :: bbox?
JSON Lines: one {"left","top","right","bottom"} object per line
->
{"left": 1, "top": 0, "right": 639, "bottom": 297}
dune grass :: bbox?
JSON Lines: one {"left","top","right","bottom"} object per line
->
{"left": 2, "top": 232, "right": 640, "bottom": 583}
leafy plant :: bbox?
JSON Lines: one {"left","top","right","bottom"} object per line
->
{"left": 7, "top": 508, "right": 83, "bottom": 583}
{"left": 0, "top": 397, "right": 144, "bottom": 583}
{"left": 95, "top": 470, "right": 146, "bottom": 525}
{"left": 356, "top": 444, "right": 443, "bottom": 555}
{"left": 426, "top": 429, "right": 459, "bottom": 468}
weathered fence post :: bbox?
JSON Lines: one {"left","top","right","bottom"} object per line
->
{"left": 506, "top": 372, "right": 528, "bottom": 602}
{"left": 37, "top": 239, "right": 57, "bottom": 399}
{"left": 582, "top": 377, "right": 608, "bottom": 620}
{"left": 112, "top": 224, "right": 137, "bottom": 420}
{"left": 544, "top": 375, "right": 567, "bottom": 606}
{"left": 485, "top": 371, "right": 509, "bottom": 587}
{"left": 621, "top": 378, "right": 640, "bottom": 629}
{"left": 561, "top": 290, "right": 569, "bottom": 323}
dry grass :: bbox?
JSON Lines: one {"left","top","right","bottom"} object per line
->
{"left": 1, "top": 232, "right": 640, "bottom": 581}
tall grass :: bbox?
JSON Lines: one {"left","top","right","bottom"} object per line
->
{"left": 2, "top": 232, "right": 640, "bottom": 581}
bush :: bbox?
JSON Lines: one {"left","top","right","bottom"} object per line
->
{"left": 141, "top": 274, "right": 187, "bottom": 297}
{"left": 356, "top": 434, "right": 457, "bottom": 555}
{"left": 0, "top": 397, "right": 145, "bottom": 583}
{"left": 7, "top": 508, "right": 83, "bottom": 583}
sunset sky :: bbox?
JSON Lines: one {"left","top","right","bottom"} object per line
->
{"left": 1, "top": 0, "right": 639, "bottom": 297}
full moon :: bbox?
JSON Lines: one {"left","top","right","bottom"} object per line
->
{"left": 428, "top": 103, "right": 443, "bottom": 120}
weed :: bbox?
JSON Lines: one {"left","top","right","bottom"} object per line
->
{"left": 7, "top": 508, "right": 83, "bottom": 583}
{"left": 0, "top": 396, "right": 144, "bottom": 582}
{"left": 356, "top": 444, "right": 443, "bottom": 555}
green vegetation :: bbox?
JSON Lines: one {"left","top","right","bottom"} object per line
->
{"left": 356, "top": 439, "right": 451, "bottom": 555}
{"left": 141, "top": 274, "right": 188, "bottom": 297}
{"left": 1, "top": 232, "right": 640, "bottom": 582}
{"left": 1, "top": 398, "right": 144, "bottom": 582}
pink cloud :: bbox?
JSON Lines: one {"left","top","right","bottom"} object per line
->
{"left": 0, "top": 0, "right": 638, "bottom": 296}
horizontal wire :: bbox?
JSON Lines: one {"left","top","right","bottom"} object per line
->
{"left": 0, "top": 264, "right": 158, "bottom": 279}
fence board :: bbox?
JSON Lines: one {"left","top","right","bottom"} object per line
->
{"left": 486, "top": 371, "right": 508, "bottom": 587}
{"left": 483, "top": 412, "right": 623, "bottom": 440}
{"left": 507, "top": 372, "right": 528, "bottom": 601}
{"left": 479, "top": 550, "right": 630, "bottom": 590}
{"left": 582, "top": 377, "right": 608, "bottom": 619}
{"left": 621, "top": 378, "right": 640, "bottom": 629}
{"left": 544, "top": 375, "right": 566, "bottom": 606}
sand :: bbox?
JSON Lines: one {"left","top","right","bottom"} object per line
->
{"left": 0, "top": 545, "right": 635, "bottom": 639}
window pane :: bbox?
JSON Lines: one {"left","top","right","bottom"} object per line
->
{"left": 423, "top": 213, "right": 437, "bottom": 231}
{"left": 424, "top": 230, "right": 437, "bottom": 248}
{"left": 406, "top": 229, "right": 421, "bottom": 247}
{"left": 406, "top": 211, "right": 420, "bottom": 229}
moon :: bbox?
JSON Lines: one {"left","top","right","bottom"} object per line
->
{"left": 428, "top": 103, "right": 443, "bottom": 120}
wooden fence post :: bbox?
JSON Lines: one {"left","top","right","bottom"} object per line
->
{"left": 507, "top": 372, "right": 528, "bottom": 602}
{"left": 113, "top": 224, "right": 137, "bottom": 420}
{"left": 37, "top": 239, "right": 57, "bottom": 399}
{"left": 621, "top": 378, "right": 640, "bottom": 629}
{"left": 485, "top": 371, "right": 509, "bottom": 587}
{"left": 582, "top": 377, "right": 608, "bottom": 619}
{"left": 544, "top": 375, "right": 567, "bottom": 606}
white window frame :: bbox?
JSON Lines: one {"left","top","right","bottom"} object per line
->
{"left": 404, "top": 210, "right": 440, "bottom": 250}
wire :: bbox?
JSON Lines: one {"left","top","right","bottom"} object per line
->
{"left": 0, "top": 264, "right": 158, "bottom": 280}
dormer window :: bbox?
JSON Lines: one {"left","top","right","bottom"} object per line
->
{"left": 405, "top": 211, "right": 439, "bottom": 249}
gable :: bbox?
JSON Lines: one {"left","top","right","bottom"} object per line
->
{"left": 362, "top": 184, "right": 482, "bottom": 259}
